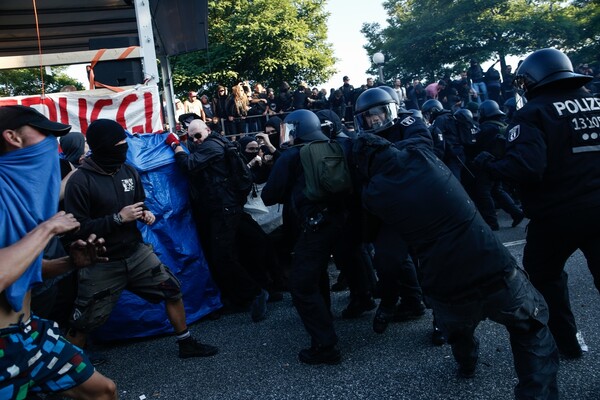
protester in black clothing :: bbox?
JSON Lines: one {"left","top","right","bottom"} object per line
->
{"left": 263, "top": 115, "right": 282, "bottom": 150}
{"left": 292, "top": 82, "right": 309, "bottom": 110}
{"left": 484, "top": 64, "right": 502, "bottom": 103}
{"left": 275, "top": 81, "right": 293, "bottom": 114}
{"left": 340, "top": 76, "right": 355, "bottom": 122}
{"left": 306, "top": 87, "right": 328, "bottom": 111}
{"left": 353, "top": 131, "right": 558, "bottom": 397}
{"left": 64, "top": 119, "right": 218, "bottom": 358}
{"left": 501, "top": 65, "right": 516, "bottom": 103}
{"left": 213, "top": 85, "right": 229, "bottom": 134}
{"left": 406, "top": 78, "right": 426, "bottom": 110}
{"left": 232, "top": 134, "right": 284, "bottom": 302}
{"left": 262, "top": 109, "right": 347, "bottom": 365}
{"left": 168, "top": 119, "right": 271, "bottom": 322}
{"left": 469, "top": 100, "right": 524, "bottom": 230}
{"left": 467, "top": 59, "right": 487, "bottom": 103}
{"left": 453, "top": 71, "right": 472, "bottom": 107}
{"left": 475, "top": 48, "right": 600, "bottom": 359}
{"left": 328, "top": 89, "right": 345, "bottom": 123}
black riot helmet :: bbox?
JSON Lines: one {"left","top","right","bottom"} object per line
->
{"left": 407, "top": 109, "right": 423, "bottom": 120}
{"left": 514, "top": 48, "right": 592, "bottom": 98}
{"left": 354, "top": 87, "right": 398, "bottom": 135}
{"left": 378, "top": 86, "right": 400, "bottom": 106}
{"left": 421, "top": 99, "right": 444, "bottom": 123}
{"left": 453, "top": 108, "right": 474, "bottom": 123}
{"left": 281, "top": 109, "right": 328, "bottom": 145}
{"left": 316, "top": 109, "right": 343, "bottom": 139}
{"left": 478, "top": 100, "right": 505, "bottom": 122}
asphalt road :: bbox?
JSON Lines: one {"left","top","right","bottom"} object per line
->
{"left": 95, "top": 211, "right": 600, "bottom": 400}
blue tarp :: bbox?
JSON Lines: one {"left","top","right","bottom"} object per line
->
{"left": 93, "top": 132, "right": 221, "bottom": 341}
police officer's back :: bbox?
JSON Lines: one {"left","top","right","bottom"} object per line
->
{"left": 478, "top": 48, "right": 600, "bottom": 358}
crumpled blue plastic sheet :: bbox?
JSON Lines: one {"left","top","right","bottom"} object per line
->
{"left": 92, "top": 132, "right": 221, "bottom": 342}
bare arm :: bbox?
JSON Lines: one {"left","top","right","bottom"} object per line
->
{"left": 0, "top": 212, "right": 80, "bottom": 292}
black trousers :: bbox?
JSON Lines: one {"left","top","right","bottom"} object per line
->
{"left": 236, "top": 211, "right": 278, "bottom": 291}
{"left": 429, "top": 268, "right": 559, "bottom": 399}
{"left": 523, "top": 210, "right": 600, "bottom": 350}
{"left": 197, "top": 208, "right": 261, "bottom": 306}
{"left": 373, "top": 224, "right": 423, "bottom": 309}
{"left": 471, "top": 172, "right": 521, "bottom": 229}
{"left": 290, "top": 212, "right": 344, "bottom": 348}
{"left": 332, "top": 208, "right": 377, "bottom": 299}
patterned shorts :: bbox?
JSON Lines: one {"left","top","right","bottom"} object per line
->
{"left": 0, "top": 315, "right": 95, "bottom": 399}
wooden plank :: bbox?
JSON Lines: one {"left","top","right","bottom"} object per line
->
{"left": 0, "top": 47, "right": 141, "bottom": 70}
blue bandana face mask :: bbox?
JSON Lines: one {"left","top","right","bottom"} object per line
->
{"left": 0, "top": 136, "right": 61, "bottom": 312}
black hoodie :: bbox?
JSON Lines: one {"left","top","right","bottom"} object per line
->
{"left": 64, "top": 158, "right": 144, "bottom": 259}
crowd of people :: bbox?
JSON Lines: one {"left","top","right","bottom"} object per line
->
{"left": 176, "top": 59, "right": 599, "bottom": 141}
{"left": 1, "top": 48, "right": 599, "bottom": 399}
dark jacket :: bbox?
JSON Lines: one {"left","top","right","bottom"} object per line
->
{"left": 431, "top": 112, "right": 463, "bottom": 162}
{"left": 487, "top": 87, "right": 600, "bottom": 219}
{"left": 352, "top": 133, "right": 515, "bottom": 299}
{"left": 64, "top": 159, "right": 144, "bottom": 259}
{"left": 261, "top": 144, "right": 345, "bottom": 224}
{"left": 174, "top": 133, "right": 245, "bottom": 212}
{"left": 468, "top": 64, "right": 485, "bottom": 83}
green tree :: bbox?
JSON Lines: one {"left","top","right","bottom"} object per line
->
{"left": 567, "top": 0, "right": 600, "bottom": 66}
{"left": 362, "top": 0, "right": 593, "bottom": 83}
{"left": 0, "top": 66, "right": 84, "bottom": 97}
{"left": 170, "top": 0, "right": 335, "bottom": 96}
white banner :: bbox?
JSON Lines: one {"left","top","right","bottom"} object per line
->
{"left": 0, "top": 85, "right": 163, "bottom": 134}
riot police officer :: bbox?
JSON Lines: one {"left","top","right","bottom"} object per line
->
{"left": 262, "top": 109, "right": 347, "bottom": 365}
{"left": 475, "top": 48, "right": 600, "bottom": 359}
{"left": 316, "top": 110, "right": 377, "bottom": 319}
{"left": 469, "top": 101, "right": 524, "bottom": 230}
{"left": 422, "top": 99, "right": 465, "bottom": 180}
{"left": 354, "top": 88, "right": 428, "bottom": 334}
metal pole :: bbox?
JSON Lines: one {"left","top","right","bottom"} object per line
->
{"left": 378, "top": 65, "right": 384, "bottom": 83}
{"left": 159, "top": 54, "right": 176, "bottom": 133}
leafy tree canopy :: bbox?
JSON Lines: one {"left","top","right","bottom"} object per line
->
{"left": 362, "top": 0, "right": 600, "bottom": 83}
{"left": 0, "top": 66, "right": 84, "bottom": 97}
{"left": 170, "top": 0, "right": 336, "bottom": 97}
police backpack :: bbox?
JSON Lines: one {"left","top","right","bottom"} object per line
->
{"left": 300, "top": 140, "right": 353, "bottom": 202}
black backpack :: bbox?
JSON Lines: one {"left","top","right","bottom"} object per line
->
{"left": 209, "top": 136, "right": 253, "bottom": 200}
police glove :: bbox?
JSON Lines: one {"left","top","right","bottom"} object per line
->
{"left": 472, "top": 151, "right": 496, "bottom": 170}
{"left": 165, "top": 132, "right": 181, "bottom": 150}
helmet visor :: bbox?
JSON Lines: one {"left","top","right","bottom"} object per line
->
{"left": 354, "top": 103, "right": 397, "bottom": 134}
{"left": 280, "top": 121, "right": 297, "bottom": 145}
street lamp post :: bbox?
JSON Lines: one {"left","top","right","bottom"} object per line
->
{"left": 372, "top": 52, "right": 385, "bottom": 83}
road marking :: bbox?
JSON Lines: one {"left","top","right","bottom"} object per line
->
{"left": 503, "top": 239, "right": 527, "bottom": 247}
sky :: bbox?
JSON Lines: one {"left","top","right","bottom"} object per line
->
{"left": 321, "top": 0, "right": 388, "bottom": 90}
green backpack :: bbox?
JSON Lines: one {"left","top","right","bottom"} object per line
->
{"left": 299, "top": 140, "right": 353, "bottom": 202}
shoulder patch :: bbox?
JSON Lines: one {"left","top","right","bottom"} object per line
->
{"left": 508, "top": 125, "right": 520, "bottom": 142}
{"left": 400, "top": 116, "right": 415, "bottom": 126}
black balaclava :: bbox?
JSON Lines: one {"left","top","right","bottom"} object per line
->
{"left": 238, "top": 135, "right": 258, "bottom": 163}
{"left": 85, "top": 119, "right": 128, "bottom": 173}
{"left": 59, "top": 131, "right": 85, "bottom": 166}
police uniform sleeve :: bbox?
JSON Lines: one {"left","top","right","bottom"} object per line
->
{"left": 486, "top": 121, "right": 547, "bottom": 183}
{"left": 261, "top": 149, "right": 296, "bottom": 206}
